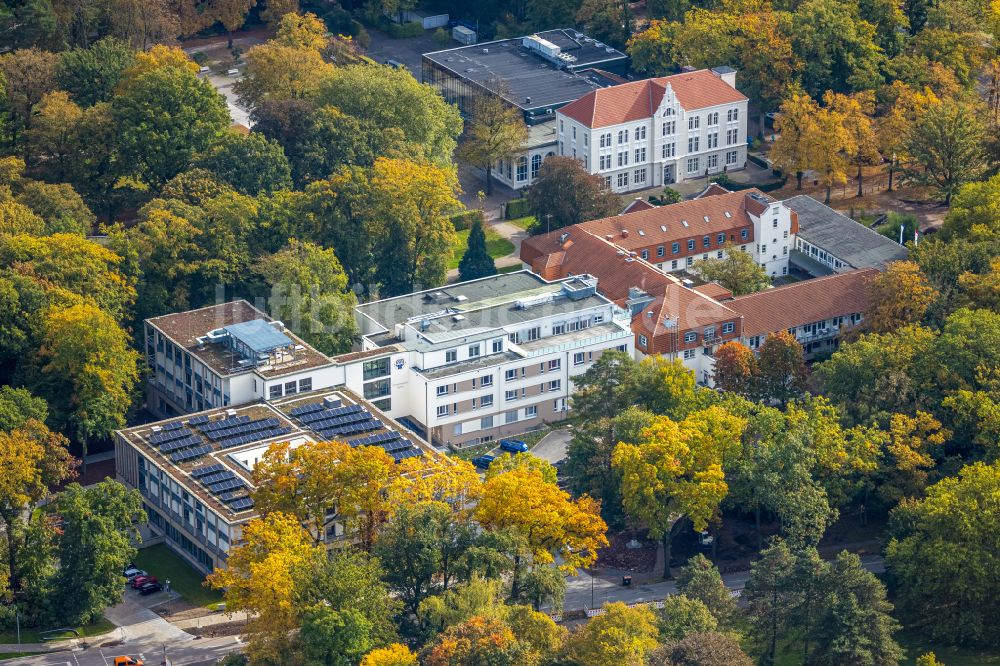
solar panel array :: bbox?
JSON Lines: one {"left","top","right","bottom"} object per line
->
{"left": 197, "top": 415, "right": 251, "bottom": 433}
{"left": 229, "top": 497, "right": 255, "bottom": 512}
{"left": 171, "top": 444, "right": 213, "bottom": 463}
{"left": 315, "top": 418, "right": 381, "bottom": 439}
{"left": 289, "top": 402, "right": 326, "bottom": 417}
{"left": 349, "top": 430, "right": 422, "bottom": 461}
{"left": 391, "top": 448, "right": 422, "bottom": 462}
{"left": 198, "top": 470, "right": 236, "bottom": 485}
{"left": 148, "top": 426, "right": 196, "bottom": 446}
{"left": 191, "top": 463, "right": 226, "bottom": 478}
{"left": 217, "top": 426, "right": 294, "bottom": 449}
{"left": 208, "top": 477, "right": 246, "bottom": 493}
{"left": 159, "top": 435, "right": 203, "bottom": 454}
{"left": 188, "top": 414, "right": 210, "bottom": 426}
{"left": 298, "top": 403, "right": 364, "bottom": 424}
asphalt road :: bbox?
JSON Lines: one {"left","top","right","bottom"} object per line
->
{"left": 6, "top": 636, "right": 241, "bottom": 666}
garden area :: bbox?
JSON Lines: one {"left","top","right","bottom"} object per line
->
{"left": 134, "top": 544, "right": 223, "bottom": 608}
{"left": 449, "top": 227, "right": 515, "bottom": 270}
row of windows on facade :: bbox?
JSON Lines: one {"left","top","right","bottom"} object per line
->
{"left": 499, "top": 151, "right": 553, "bottom": 182}
{"left": 602, "top": 152, "right": 742, "bottom": 188}
{"left": 572, "top": 107, "right": 742, "bottom": 147}
{"left": 266, "top": 377, "right": 313, "bottom": 399}
{"left": 637, "top": 321, "right": 737, "bottom": 350}
{"left": 436, "top": 381, "right": 562, "bottom": 418}
{"left": 592, "top": 131, "right": 741, "bottom": 165}
{"left": 139, "top": 458, "right": 232, "bottom": 542}
{"left": 745, "top": 314, "right": 864, "bottom": 349}
{"left": 154, "top": 332, "right": 224, "bottom": 391}
{"left": 796, "top": 238, "right": 845, "bottom": 269}
{"left": 146, "top": 505, "right": 216, "bottom": 572}
{"left": 435, "top": 354, "right": 581, "bottom": 399}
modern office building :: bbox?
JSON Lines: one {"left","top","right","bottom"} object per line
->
{"left": 115, "top": 388, "right": 434, "bottom": 574}
{"left": 556, "top": 68, "right": 749, "bottom": 192}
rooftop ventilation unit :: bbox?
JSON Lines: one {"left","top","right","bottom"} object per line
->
{"left": 226, "top": 408, "right": 238, "bottom": 417}
{"left": 323, "top": 395, "right": 342, "bottom": 409}
{"left": 559, "top": 232, "right": 570, "bottom": 243}
{"left": 452, "top": 314, "right": 466, "bottom": 322}
{"left": 515, "top": 292, "right": 556, "bottom": 309}
{"left": 704, "top": 216, "right": 710, "bottom": 222}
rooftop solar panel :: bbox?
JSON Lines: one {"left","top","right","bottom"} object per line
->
{"left": 204, "top": 417, "right": 282, "bottom": 441}
{"left": 218, "top": 490, "right": 249, "bottom": 503}
{"left": 188, "top": 415, "right": 210, "bottom": 426}
{"left": 159, "top": 435, "right": 203, "bottom": 454}
{"left": 170, "top": 444, "right": 212, "bottom": 463}
{"left": 216, "top": 426, "right": 294, "bottom": 450}
{"left": 381, "top": 438, "right": 412, "bottom": 454}
{"left": 191, "top": 463, "right": 226, "bottom": 478}
{"left": 198, "top": 415, "right": 251, "bottom": 433}
{"left": 198, "top": 470, "right": 237, "bottom": 486}
{"left": 208, "top": 478, "right": 245, "bottom": 494}
{"left": 391, "top": 448, "right": 422, "bottom": 462}
{"left": 224, "top": 319, "right": 293, "bottom": 354}
{"left": 290, "top": 403, "right": 325, "bottom": 417}
{"left": 148, "top": 427, "right": 196, "bottom": 445}
{"left": 162, "top": 421, "right": 184, "bottom": 431}
{"left": 229, "top": 497, "right": 255, "bottom": 512}
{"left": 298, "top": 404, "right": 363, "bottom": 424}
{"left": 318, "top": 418, "right": 381, "bottom": 439}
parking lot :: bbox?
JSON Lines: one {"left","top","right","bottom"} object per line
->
{"left": 364, "top": 29, "right": 446, "bottom": 77}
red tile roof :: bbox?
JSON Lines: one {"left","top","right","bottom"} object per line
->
{"left": 727, "top": 269, "right": 879, "bottom": 337}
{"left": 693, "top": 282, "right": 733, "bottom": 300}
{"left": 622, "top": 198, "right": 658, "bottom": 215}
{"left": 559, "top": 69, "right": 748, "bottom": 129}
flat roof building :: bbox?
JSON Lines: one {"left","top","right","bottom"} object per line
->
{"left": 116, "top": 388, "right": 434, "bottom": 573}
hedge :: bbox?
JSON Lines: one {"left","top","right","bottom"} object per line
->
{"left": 451, "top": 209, "right": 484, "bottom": 232}
{"left": 505, "top": 198, "right": 531, "bottom": 219}
{"left": 748, "top": 154, "right": 770, "bottom": 169}
{"left": 386, "top": 21, "right": 425, "bottom": 38}
{"left": 710, "top": 174, "right": 787, "bottom": 193}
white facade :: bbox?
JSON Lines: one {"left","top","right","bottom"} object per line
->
{"left": 557, "top": 86, "right": 749, "bottom": 193}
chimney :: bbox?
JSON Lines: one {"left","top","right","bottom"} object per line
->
{"left": 621, "top": 229, "right": 629, "bottom": 238}
{"left": 711, "top": 66, "right": 737, "bottom": 89}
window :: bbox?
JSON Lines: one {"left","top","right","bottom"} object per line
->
{"left": 617, "top": 172, "right": 629, "bottom": 188}
{"left": 688, "top": 137, "right": 700, "bottom": 152}
{"left": 717, "top": 250, "right": 724, "bottom": 259}
{"left": 482, "top": 375, "right": 494, "bottom": 387}
{"left": 505, "top": 389, "right": 517, "bottom": 402}
{"left": 687, "top": 239, "right": 695, "bottom": 251}
{"left": 662, "top": 121, "right": 675, "bottom": 136}
{"left": 761, "top": 244, "right": 767, "bottom": 253}
{"left": 773, "top": 219, "right": 778, "bottom": 228}
{"left": 688, "top": 116, "right": 700, "bottom": 130}
{"left": 299, "top": 377, "right": 312, "bottom": 392}
{"left": 687, "top": 157, "right": 700, "bottom": 173}
{"left": 703, "top": 235, "right": 710, "bottom": 248}
{"left": 572, "top": 126, "right": 576, "bottom": 139}
{"left": 657, "top": 246, "right": 665, "bottom": 257}
{"left": 446, "top": 349, "right": 457, "bottom": 363}
{"left": 664, "top": 107, "right": 675, "bottom": 116}
{"left": 684, "top": 349, "right": 697, "bottom": 359}
{"left": 663, "top": 143, "right": 676, "bottom": 159}
{"left": 362, "top": 357, "right": 390, "bottom": 380}
{"left": 549, "top": 380, "right": 561, "bottom": 392}
{"left": 704, "top": 326, "right": 716, "bottom": 340}
{"left": 726, "top": 150, "right": 738, "bottom": 165}
{"left": 600, "top": 154, "right": 611, "bottom": 170}
{"left": 516, "top": 156, "right": 528, "bottom": 182}
{"left": 552, "top": 322, "right": 566, "bottom": 336}
{"left": 618, "top": 129, "right": 627, "bottom": 144}
{"left": 525, "top": 405, "right": 538, "bottom": 418}
{"left": 269, "top": 385, "right": 282, "bottom": 399}
{"left": 707, "top": 154, "right": 718, "bottom": 168}
{"left": 525, "top": 326, "right": 541, "bottom": 341}
{"left": 727, "top": 108, "right": 739, "bottom": 122}
{"left": 635, "top": 147, "right": 646, "bottom": 162}
{"left": 708, "top": 112, "right": 719, "bottom": 125}
{"left": 468, "top": 344, "right": 481, "bottom": 358}
{"left": 783, "top": 246, "right": 788, "bottom": 255}
{"left": 559, "top": 120, "right": 564, "bottom": 133}
{"left": 618, "top": 152, "right": 628, "bottom": 167}
{"left": 599, "top": 133, "right": 608, "bottom": 147}
{"left": 671, "top": 259, "right": 678, "bottom": 269}
{"left": 722, "top": 322, "right": 735, "bottom": 334}
{"left": 783, "top": 230, "right": 789, "bottom": 239}
{"left": 707, "top": 133, "right": 718, "bottom": 149}
{"left": 481, "top": 416, "right": 493, "bottom": 429}
{"left": 531, "top": 154, "right": 542, "bottom": 179}
{"left": 741, "top": 228, "right": 748, "bottom": 240}
{"left": 634, "top": 168, "right": 647, "bottom": 184}
{"left": 672, "top": 241, "right": 680, "bottom": 254}
{"left": 638, "top": 334, "right": 648, "bottom": 347}
{"left": 574, "top": 352, "right": 585, "bottom": 365}
{"left": 492, "top": 339, "right": 503, "bottom": 354}
{"left": 481, "top": 395, "right": 494, "bottom": 408}
{"left": 640, "top": 249, "right": 648, "bottom": 260}
{"left": 505, "top": 369, "right": 517, "bottom": 381}
{"left": 637, "top": 126, "right": 646, "bottom": 139}
{"left": 548, "top": 359, "right": 560, "bottom": 371}
{"left": 363, "top": 379, "right": 390, "bottom": 399}
{"left": 506, "top": 410, "right": 518, "bottom": 424}
{"left": 684, "top": 331, "right": 697, "bottom": 343}
{"left": 726, "top": 129, "right": 738, "bottom": 145}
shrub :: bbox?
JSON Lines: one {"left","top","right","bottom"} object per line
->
{"left": 505, "top": 198, "right": 531, "bottom": 219}
{"left": 451, "top": 209, "right": 484, "bottom": 232}
{"left": 387, "top": 21, "right": 425, "bottom": 39}
{"left": 433, "top": 27, "right": 451, "bottom": 47}
{"left": 191, "top": 51, "right": 207, "bottom": 66}
{"left": 748, "top": 154, "right": 769, "bottom": 169}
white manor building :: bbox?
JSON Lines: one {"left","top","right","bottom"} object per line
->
{"left": 556, "top": 67, "right": 749, "bottom": 193}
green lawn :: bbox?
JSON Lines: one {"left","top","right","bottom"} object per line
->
{"left": 498, "top": 264, "right": 523, "bottom": 274}
{"left": 897, "top": 630, "right": 1000, "bottom": 666}
{"left": 507, "top": 215, "right": 536, "bottom": 231}
{"left": 0, "top": 652, "right": 45, "bottom": 660}
{"left": 449, "top": 227, "right": 515, "bottom": 270}
{"left": 133, "top": 544, "right": 223, "bottom": 608}
{"left": 0, "top": 616, "right": 114, "bottom": 644}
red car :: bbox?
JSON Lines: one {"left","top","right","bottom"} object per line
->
{"left": 131, "top": 575, "right": 157, "bottom": 589}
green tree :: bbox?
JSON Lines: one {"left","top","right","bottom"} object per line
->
{"left": 901, "top": 99, "right": 986, "bottom": 205}
{"left": 790, "top": 0, "right": 884, "bottom": 96}
{"left": 569, "top": 350, "right": 641, "bottom": 421}
{"left": 742, "top": 541, "right": 799, "bottom": 665}
{"left": 56, "top": 37, "right": 136, "bottom": 107}
{"left": 458, "top": 219, "right": 497, "bottom": 282}
{"left": 196, "top": 131, "right": 293, "bottom": 195}
{"left": 113, "top": 65, "right": 230, "bottom": 187}
{"left": 456, "top": 80, "right": 528, "bottom": 196}
{"left": 576, "top": 0, "right": 632, "bottom": 49}
{"left": 659, "top": 595, "right": 718, "bottom": 641}
{"left": 0, "top": 48, "right": 58, "bottom": 142}
{"left": 210, "top": 0, "right": 256, "bottom": 47}
{"left": 526, "top": 156, "right": 621, "bottom": 233}
{"left": 676, "top": 554, "right": 737, "bottom": 627}
{"left": 0, "top": 387, "right": 48, "bottom": 431}
{"left": 50, "top": 480, "right": 144, "bottom": 625}
{"left": 23, "top": 91, "right": 83, "bottom": 181}
{"left": 691, "top": 246, "right": 770, "bottom": 295}
{"left": 16, "top": 180, "right": 95, "bottom": 236}
{"left": 563, "top": 601, "right": 661, "bottom": 666}
{"left": 319, "top": 64, "right": 463, "bottom": 168}
{"left": 255, "top": 239, "right": 359, "bottom": 354}
{"left": 940, "top": 172, "right": 1000, "bottom": 240}
{"left": 652, "top": 632, "right": 753, "bottom": 666}
{"left": 755, "top": 331, "right": 807, "bottom": 406}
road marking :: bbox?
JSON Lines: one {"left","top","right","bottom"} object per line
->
{"left": 97, "top": 648, "right": 108, "bottom": 666}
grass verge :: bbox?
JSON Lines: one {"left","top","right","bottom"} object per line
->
{"left": 134, "top": 543, "right": 223, "bottom": 608}
{"left": 0, "top": 652, "right": 46, "bottom": 660}
{"left": 896, "top": 630, "right": 1000, "bottom": 666}
{"left": 0, "top": 616, "right": 114, "bottom": 644}
{"left": 507, "top": 216, "right": 536, "bottom": 231}
{"left": 449, "top": 228, "right": 515, "bottom": 270}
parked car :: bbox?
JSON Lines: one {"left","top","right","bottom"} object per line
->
{"left": 131, "top": 575, "right": 157, "bottom": 589}
{"left": 472, "top": 454, "right": 495, "bottom": 469}
{"left": 124, "top": 569, "right": 147, "bottom": 582}
{"left": 123, "top": 565, "right": 141, "bottom": 579}
{"left": 139, "top": 581, "right": 163, "bottom": 595}
{"left": 113, "top": 657, "right": 143, "bottom": 666}
{"left": 499, "top": 439, "right": 528, "bottom": 453}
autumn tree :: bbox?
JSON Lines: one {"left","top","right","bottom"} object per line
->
{"left": 361, "top": 644, "right": 417, "bottom": 666}
{"left": 613, "top": 406, "right": 745, "bottom": 578}
{"left": 771, "top": 93, "right": 819, "bottom": 189}
{"left": 526, "top": 156, "right": 621, "bottom": 233}
{"left": 210, "top": 0, "right": 256, "bottom": 47}
{"left": 652, "top": 632, "right": 753, "bottom": 666}
{"left": 901, "top": 98, "right": 986, "bottom": 205}
{"left": 563, "top": 602, "right": 661, "bottom": 665}
{"left": 234, "top": 41, "right": 334, "bottom": 111}
{"left": 420, "top": 615, "right": 530, "bottom": 665}
{"left": 456, "top": 79, "right": 528, "bottom": 195}
{"left": 260, "top": 0, "right": 298, "bottom": 27}
{"left": 0, "top": 48, "right": 58, "bottom": 142}
{"left": 458, "top": 218, "right": 497, "bottom": 282}
{"left": 692, "top": 246, "right": 770, "bottom": 295}
{"left": 196, "top": 131, "right": 293, "bottom": 195}
{"left": 712, "top": 341, "right": 757, "bottom": 395}
{"left": 475, "top": 465, "right": 608, "bottom": 597}
{"left": 255, "top": 239, "right": 359, "bottom": 355}
{"left": 15, "top": 180, "right": 95, "bottom": 236}
{"left": 827, "top": 91, "right": 879, "bottom": 197}
{"left": 755, "top": 331, "right": 807, "bottom": 406}
{"left": 865, "top": 260, "right": 937, "bottom": 333}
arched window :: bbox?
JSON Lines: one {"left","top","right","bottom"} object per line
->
{"left": 531, "top": 154, "right": 542, "bottom": 179}
{"left": 516, "top": 156, "right": 528, "bottom": 182}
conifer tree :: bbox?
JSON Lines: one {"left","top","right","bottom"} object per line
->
{"left": 458, "top": 219, "right": 497, "bottom": 282}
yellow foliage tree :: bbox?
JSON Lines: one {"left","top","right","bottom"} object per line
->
{"left": 390, "top": 454, "right": 482, "bottom": 509}
{"left": 866, "top": 260, "right": 938, "bottom": 333}
{"left": 564, "top": 601, "right": 660, "bottom": 665}
{"left": 612, "top": 406, "right": 745, "bottom": 578}
{"left": 826, "top": 91, "right": 879, "bottom": 197}
{"left": 361, "top": 643, "right": 418, "bottom": 666}
{"left": 206, "top": 512, "right": 321, "bottom": 664}
{"left": 274, "top": 11, "right": 325, "bottom": 49}
{"left": 879, "top": 411, "right": 950, "bottom": 504}
{"left": 771, "top": 92, "right": 820, "bottom": 190}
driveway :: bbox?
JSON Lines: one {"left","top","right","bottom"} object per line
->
{"left": 531, "top": 428, "right": 571, "bottom": 464}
